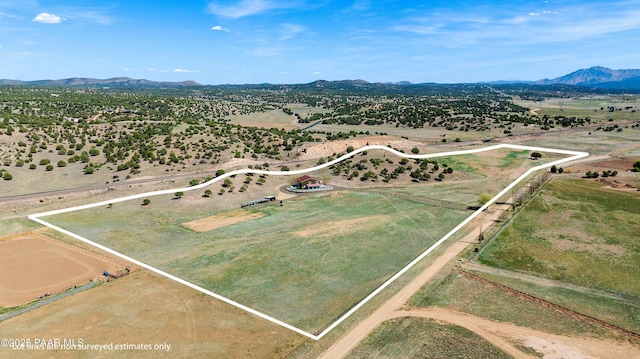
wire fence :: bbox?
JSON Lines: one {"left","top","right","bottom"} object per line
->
{"left": 0, "top": 281, "right": 98, "bottom": 323}
{"left": 28, "top": 231, "right": 139, "bottom": 272}
{"left": 0, "top": 231, "right": 143, "bottom": 322}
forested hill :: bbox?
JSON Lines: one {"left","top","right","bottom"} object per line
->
{"left": 0, "top": 77, "right": 201, "bottom": 87}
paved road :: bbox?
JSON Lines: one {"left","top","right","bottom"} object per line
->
{"left": 0, "top": 158, "right": 314, "bottom": 205}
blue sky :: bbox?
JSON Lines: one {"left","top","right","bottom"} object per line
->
{"left": 1, "top": 0, "right": 640, "bottom": 84}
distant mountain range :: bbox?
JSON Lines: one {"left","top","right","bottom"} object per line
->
{"left": 535, "top": 66, "right": 640, "bottom": 90}
{"left": 1, "top": 67, "right": 639, "bottom": 90}
{"left": 0, "top": 77, "right": 201, "bottom": 87}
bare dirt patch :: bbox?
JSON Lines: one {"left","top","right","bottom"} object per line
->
{"left": 397, "top": 308, "right": 640, "bottom": 359}
{"left": 0, "top": 234, "right": 115, "bottom": 307}
{"left": 597, "top": 177, "right": 637, "bottom": 191}
{"left": 297, "top": 135, "right": 424, "bottom": 161}
{"left": 182, "top": 209, "right": 264, "bottom": 233}
{"left": 567, "top": 157, "right": 639, "bottom": 177}
{"left": 549, "top": 237, "right": 629, "bottom": 257}
{"left": 589, "top": 157, "right": 639, "bottom": 171}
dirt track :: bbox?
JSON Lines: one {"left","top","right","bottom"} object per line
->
{"left": 318, "top": 201, "right": 512, "bottom": 358}
{"left": 317, "top": 150, "right": 640, "bottom": 358}
{"left": 320, "top": 196, "right": 640, "bottom": 358}
{"left": 392, "top": 308, "right": 640, "bottom": 359}
{"left": 0, "top": 235, "right": 114, "bottom": 307}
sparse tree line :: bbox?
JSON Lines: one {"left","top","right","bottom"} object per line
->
{"left": 325, "top": 146, "right": 454, "bottom": 184}
{"left": 583, "top": 170, "right": 618, "bottom": 179}
{"left": 0, "top": 84, "right": 616, "bottom": 185}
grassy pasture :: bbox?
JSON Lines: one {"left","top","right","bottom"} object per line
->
{"left": 389, "top": 149, "right": 561, "bottom": 207}
{"left": 520, "top": 128, "right": 640, "bottom": 156}
{"left": 469, "top": 270, "right": 640, "bottom": 334}
{"left": 39, "top": 147, "right": 567, "bottom": 333}
{"left": 410, "top": 270, "right": 613, "bottom": 338}
{"left": 45, "top": 190, "right": 468, "bottom": 333}
{"left": 514, "top": 97, "right": 640, "bottom": 122}
{"left": 345, "top": 317, "right": 512, "bottom": 359}
{"left": 479, "top": 177, "right": 640, "bottom": 297}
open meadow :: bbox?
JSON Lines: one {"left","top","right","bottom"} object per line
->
{"left": 400, "top": 173, "right": 640, "bottom": 358}
{"left": 2, "top": 82, "right": 638, "bottom": 358}
{"left": 39, "top": 146, "right": 562, "bottom": 334}
{"left": 479, "top": 177, "right": 640, "bottom": 297}
{"left": 45, "top": 190, "right": 469, "bottom": 333}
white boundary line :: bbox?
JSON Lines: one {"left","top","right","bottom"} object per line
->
{"left": 29, "top": 144, "right": 588, "bottom": 340}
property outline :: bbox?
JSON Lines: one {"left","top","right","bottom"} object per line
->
{"left": 29, "top": 144, "right": 588, "bottom": 340}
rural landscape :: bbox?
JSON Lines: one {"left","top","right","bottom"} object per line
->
{"left": 0, "top": 69, "right": 639, "bottom": 358}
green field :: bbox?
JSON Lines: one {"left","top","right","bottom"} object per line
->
{"left": 479, "top": 177, "right": 640, "bottom": 297}
{"left": 46, "top": 190, "right": 468, "bottom": 333}
{"left": 514, "top": 97, "right": 640, "bottom": 122}
{"left": 39, "top": 146, "right": 571, "bottom": 334}
{"left": 403, "top": 173, "right": 640, "bottom": 354}
{"left": 345, "top": 317, "right": 513, "bottom": 359}
{"left": 410, "top": 270, "right": 617, "bottom": 339}
{"left": 466, "top": 269, "right": 640, "bottom": 333}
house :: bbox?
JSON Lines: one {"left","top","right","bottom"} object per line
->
{"left": 296, "top": 175, "right": 323, "bottom": 189}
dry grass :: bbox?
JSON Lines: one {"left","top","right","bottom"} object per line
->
{"left": 182, "top": 209, "right": 264, "bottom": 233}
{"left": 0, "top": 270, "right": 305, "bottom": 359}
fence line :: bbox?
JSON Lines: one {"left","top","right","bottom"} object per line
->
{"left": 286, "top": 185, "right": 334, "bottom": 193}
{"left": 354, "top": 188, "right": 469, "bottom": 211}
{"left": 28, "top": 230, "right": 140, "bottom": 272}
{"left": 0, "top": 282, "right": 98, "bottom": 323}
{"left": 0, "top": 232, "right": 31, "bottom": 243}
{"left": 460, "top": 270, "right": 640, "bottom": 340}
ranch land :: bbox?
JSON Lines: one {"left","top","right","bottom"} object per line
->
{"left": 405, "top": 174, "right": 640, "bottom": 358}
{"left": 1, "top": 83, "right": 639, "bottom": 358}
{"left": 41, "top": 147, "right": 561, "bottom": 334}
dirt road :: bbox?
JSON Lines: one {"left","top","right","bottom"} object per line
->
{"left": 320, "top": 196, "right": 640, "bottom": 358}
{"left": 318, "top": 202, "right": 511, "bottom": 358}
{"left": 393, "top": 308, "right": 640, "bottom": 359}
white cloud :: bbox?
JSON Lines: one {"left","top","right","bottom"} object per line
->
{"left": 312, "top": 71, "right": 320, "bottom": 75}
{"left": 173, "top": 68, "right": 198, "bottom": 73}
{"left": 280, "top": 23, "right": 303, "bottom": 40}
{"left": 32, "top": 12, "right": 64, "bottom": 24}
{"left": 208, "top": 0, "right": 291, "bottom": 18}
{"left": 529, "top": 10, "right": 554, "bottom": 17}
{"left": 211, "top": 25, "right": 229, "bottom": 32}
